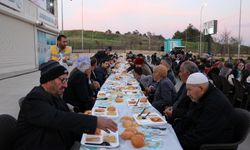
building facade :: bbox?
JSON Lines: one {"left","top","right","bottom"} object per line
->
{"left": 0, "top": 0, "right": 58, "bottom": 76}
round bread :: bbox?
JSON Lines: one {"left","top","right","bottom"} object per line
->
{"left": 115, "top": 97, "right": 124, "bottom": 103}
{"left": 121, "top": 116, "right": 133, "bottom": 122}
{"left": 125, "top": 127, "right": 137, "bottom": 134}
{"left": 122, "top": 120, "right": 133, "bottom": 128}
{"left": 131, "top": 134, "right": 145, "bottom": 148}
{"left": 121, "top": 131, "right": 134, "bottom": 140}
{"left": 107, "top": 106, "right": 116, "bottom": 112}
{"left": 135, "top": 132, "right": 145, "bottom": 139}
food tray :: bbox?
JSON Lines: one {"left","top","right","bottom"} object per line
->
{"left": 133, "top": 113, "right": 167, "bottom": 126}
{"left": 92, "top": 106, "right": 119, "bottom": 118}
{"left": 126, "top": 98, "right": 149, "bottom": 107}
{"left": 81, "top": 130, "right": 119, "bottom": 148}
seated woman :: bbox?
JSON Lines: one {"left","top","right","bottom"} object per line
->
{"left": 228, "top": 61, "right": 245, "bottom": 85}
{"left": 152, "top": 65, "right": 177, "bottom": 113}
{"left": 63, "top": 56, "right": 95, "bottom": 112}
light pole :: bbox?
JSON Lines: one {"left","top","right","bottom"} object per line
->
{"left": 81, "top": 0, "right": 84, "bottom": 51}
{"left": 199, "top": 3, "right": 207, "bottom": 56}
{"left": 61, "top": 0, "right": 64, "bottom": 34}
{"left": 238, "top": 0, "right": 242, "bottom": 59}
{"left": 148, "top": 36, "right": 151, "bottom": 50}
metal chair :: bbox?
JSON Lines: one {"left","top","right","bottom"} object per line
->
{"left": 200, "top": 108, "right": 250, "bottom": 150}
{"left": 0, "top": 114, "right": 17, "bottom": 150}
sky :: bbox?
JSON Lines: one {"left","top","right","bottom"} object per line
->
{"left": 58, "top": 0, "right": 250, "bottom": 46}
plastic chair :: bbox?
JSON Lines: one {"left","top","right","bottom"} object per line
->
{"left": 232, "top": 78, "right": 247, "bottom": 108}
{"left": 200, "top": 108, "right": 250, "bottom": 150}
{"left": 211, "top": 74, "right": 222, "bottom": 90}
{"left": 18, "top": 97, "right": 25, "bottom": 108}
{"left": 220, "top": 76, "right": 234, "bottom": 103}
{"left": 245, "top": 84, "right": 250, "bottom": 110}
{"left": 0, "top": 114, "right": 17, "bottom": 150}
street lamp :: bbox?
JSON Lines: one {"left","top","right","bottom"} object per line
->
{"left": 81, "top": 0, "right": 84, "bottom": 51}
{"left": 238, "top": 0, "right": 242, "bottom": 59}
{"left": 199, "top": 3, "right": 207, "bottom": 56}
{"left": 61, "top": 0, "right": 64, "bottom": 34}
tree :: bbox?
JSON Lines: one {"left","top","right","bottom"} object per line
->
{"left": 105, "top": 29, "right": 112, "bottom": 34}
{"left": 133, "top": 30, "right": 140, "bottom": 35}
{"left": 115, "top": 31, "right": 120, "bottom": 34}
{"left": 219, "top": 29, "right": 231, "bottom": 57}
{"left": 172, "top": 24, "right": 200, "bottom": 42}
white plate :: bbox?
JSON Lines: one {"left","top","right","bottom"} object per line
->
{"left": 133, "top": 113, "right": 167, "bottom": 126}
{"left": 82, "top": 134, "right": 103, "bottom": 144}
{"left": 126, "top": 99, "right": 149, "bottom": 107}
{"left": 97, "top": 91, "right": 107, "bottom": 98}
{"left": 81, "top": 130, "right": 119, "bottom": 148}
{"left": 123, "top": 90, "right": 139, "bottom": 95}
{"left": 92, "top": 107, "right": 119, "bottom": 118}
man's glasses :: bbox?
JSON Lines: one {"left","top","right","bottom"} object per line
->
{"left": 57, "top": 77, "right": 68, "bottom": 84}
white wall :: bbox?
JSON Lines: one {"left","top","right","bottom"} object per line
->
{"left": 0, "top": 13, "right": 36, "bottom": 74}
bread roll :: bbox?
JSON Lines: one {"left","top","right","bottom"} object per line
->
{"left": 131, "top": 134, "right": 145, "bottom": 148}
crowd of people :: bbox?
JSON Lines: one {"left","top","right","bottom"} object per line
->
{"left": 13, "top": 34, "right": 250, "bottom": 150}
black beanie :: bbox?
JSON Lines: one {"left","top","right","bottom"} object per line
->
{"left": 39, "top": 61, "right": 68, "bottom": 84}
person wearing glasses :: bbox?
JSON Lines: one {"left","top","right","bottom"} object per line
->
{"left": 14, "top": 61, "right": 117, "bottom": 150}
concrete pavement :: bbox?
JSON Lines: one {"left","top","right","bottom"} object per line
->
{"left": 0, "top": 71, "right": 249, "bottom": 150}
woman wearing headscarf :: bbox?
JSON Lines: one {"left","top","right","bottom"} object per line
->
{"left": 63, "top": 56, "right": 95, "bottom": 112}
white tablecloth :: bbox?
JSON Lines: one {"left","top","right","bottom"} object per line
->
{"left": 80, "top": 63, "right": 182, "bottom": 150}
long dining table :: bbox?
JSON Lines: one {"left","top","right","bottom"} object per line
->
{"left": 80, "top": 59, "right": 183, "bottom": 150}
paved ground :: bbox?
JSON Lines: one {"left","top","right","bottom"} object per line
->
{"left": 0, "top": 70, "right": 249, "bottom": 149}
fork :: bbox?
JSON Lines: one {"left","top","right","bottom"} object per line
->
{"left": 137, "top": 108, "right": 146, "bottom": 117}
{"left": 142, "top": 112, "right": 151, "bottom": 119}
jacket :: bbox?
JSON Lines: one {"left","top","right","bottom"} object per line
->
{"left": 15, "top": 86, "right": 97, "bottom": 150}
{"left": 63, "top": 69, "right": 95, "bottom": 112}
{"left": 174, "top": 84, "right": 235, "bottom": 150}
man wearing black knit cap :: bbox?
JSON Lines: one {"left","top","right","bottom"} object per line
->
{"left": 15, "top": 61, "right": 117, "bottom": 150}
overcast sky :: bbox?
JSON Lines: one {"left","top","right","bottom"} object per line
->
{"left": 58, "top": 0, "right": 250, "bottom": 46}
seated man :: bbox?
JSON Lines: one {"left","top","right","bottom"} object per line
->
{"left": 94, "top": 59, "right": 110, "bottom": 86}
{"left": 164, "top": 61, "right": 199, "bottom": 124}
{"left": 63, "top": 56, "right": 96, "bottom": 112}
{"left": 133, "top": 67, "right": 153, "bottom": 90}
{"left": 160, "top": 57, "right": 176, "bottom": 85}
{"left": 14, "top": 61, "right": 117, "bottom": 150}
{"left": 151, "top": 65, "right": 177, "bottom": 113}
{"left": 174, "top": 72, "right": 234, "bottom": 150}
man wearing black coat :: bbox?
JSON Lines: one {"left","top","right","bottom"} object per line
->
{"left": 94, "top": 59, "right": 110, "bottom": 86}
{"left": 174, "top": 72, "right": 234, "bottom": 150}
{"left": 164, "top": 61, "right": 199, "bottom": 123}
{"left": 63, "top": 56, "right": 95, "bottom": 112}
{"left": 14, "top": 61, "right": 117, "bottom": 150}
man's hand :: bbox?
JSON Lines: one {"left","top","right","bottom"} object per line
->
{"left": 97, "top": 117, "right": 118, "bottom": 133}
{"left": 93, "top": 81, "right": 100, "bottom": 89}
{"left": 163, "top": 106, "right": 173, "bottom": 117}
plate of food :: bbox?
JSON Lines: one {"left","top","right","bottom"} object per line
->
{"left": 127, "top": 97, "right": 149, "bottom": 107}
{"left": 81, "top": 130, "right": 119, "bottom": 148}
{"left": 97, "top": 91, "right": 107, "bottom": 98}
{"left": 92, "top": 106, "right": 118, "bottom": 118}
{"left": 133, "top": 112, "right": 167, "bottom": 126}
